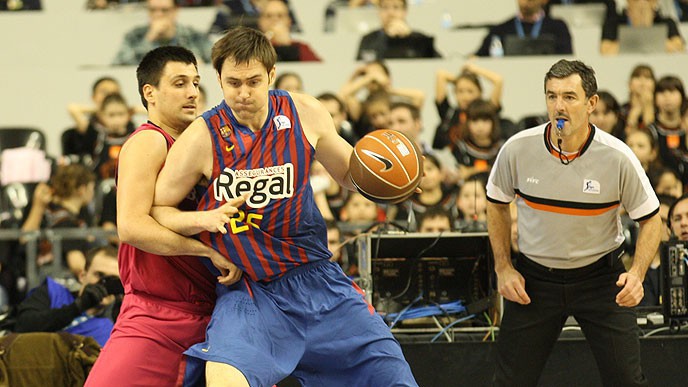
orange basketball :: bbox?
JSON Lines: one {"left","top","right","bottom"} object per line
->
{"left": 349, "top": 129, "right": 423, "bottom": 204}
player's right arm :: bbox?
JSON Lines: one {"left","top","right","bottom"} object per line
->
{"left": 487, "top": 201, "right": 530, "bottom": 305}
{"left": 117, "top": 129, "right": 216, "bottom": 258}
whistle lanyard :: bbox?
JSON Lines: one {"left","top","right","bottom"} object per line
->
{"left": 514, "top": 17, "right": 544, "bottom": 38}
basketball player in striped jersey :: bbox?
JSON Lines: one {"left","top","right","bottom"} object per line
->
{"left": 86, "top": 46, "right": 244, "bottom": 387}
{"left": 154, "top": 27, "right": 418, "bottom": 386}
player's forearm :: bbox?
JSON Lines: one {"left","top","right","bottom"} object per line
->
{"left": 118, "top": 214, "right": 211, "bottom": 258}
{"left": 487, "top": 202, "right": 513, "bottom": 273}
{"left": 629, "top": 214, "right": 662, "bottom": 281}
{"left": 150, "top": 205, "right": 205, "bottom": 236}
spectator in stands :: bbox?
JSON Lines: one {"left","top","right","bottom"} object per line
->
{"left": 325, "top": 219, "right": 357, "bottom": 277}
{"left": 209, "top": 0, "right": 302, "bottom": 36}
{"left": 669, "top": 192, "right": 688, "bottom": 240}
{"left": 600, "top": 0, "right": 684, "bottom": 55}
{"left": 543, "top": 0, "right": 618, "bottom": 25}
{"left": 64, "top": 77, "right": 136, "bottom": 167}
{"left": 0, "top": 0, "right": 41, "bottom": 10}
{"left": 15, "top": 246, "right": 121, "bottom": 347}
{"left": 258, "top": 0, "right": 321, "bottom": 62}
{"left": 590, "top": 90, "right": 626, "bottom": 141}
{"left": 433, "top": 62, "right": 503, "bottom": 149}
{"left": 450, "top": 99, "right": 504, "bottom": 183}
{"left": 455, "top": 172, "right": 488, "bottom": 232}
{"left": 318, "top": 92, "right": 359, "bottom": 146}
{"left": 274, "top": 71, "right": 303, "bottom": 92}
{"left": 21, "top": 164, "right": 96, "bottom": 278}
{"left": 69, "top": 93, "right": 132, "bottom": 180}
{"left": 651, "top": 166, "right": 683, "bottom": 197}
{"left": 622, "top": 64, "right": 656, "bottom": 132}
{"left": 395, "top": 153, "right": 457, "bottom": 225}
{"left": 356, "top": 0, "right": 441, "bottom": 61}
{"left": 417, "top": 206, "right": 453, "bottom": 233}
{"left": 339, "top": 60, "right": 424, "bottom": 137}
{"left": 474, "top": 0, "right": 573, "bottom": 57}
{"left": 112, "top": 0, "right": 212, "bottom": 65}
{"left": 358, "top": 90, "right": 392, "bottom": 135}
{"left": 639, "top": 193, "right": 675, "bottom": 306}
{"left": 649, "top": 75, "right": 688, "bottom": 179}
{"left": 340, "top": 191, "right": 384, "bottom": 230}
{"left": 625, "top": 127, "right": 661, "bottom": 177}
{"left": 389, "top": 102, "right": 430, "bottom": 153}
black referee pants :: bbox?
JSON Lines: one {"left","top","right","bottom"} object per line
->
{"left": 493, "top": 252, "right": 647, "bottom": 387}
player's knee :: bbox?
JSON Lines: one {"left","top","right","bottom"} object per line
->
{"left": 205, "top": 361, "right": 250, "bottom": 387}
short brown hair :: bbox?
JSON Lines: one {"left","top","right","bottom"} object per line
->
{"left": 211, "top": 26, "right": 277, "bottom": 75}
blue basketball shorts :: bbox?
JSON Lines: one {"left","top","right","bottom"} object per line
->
{"left": 183, "top": 259, "right": 418, "bottom": 387}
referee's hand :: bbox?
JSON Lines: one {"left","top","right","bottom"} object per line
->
{"left": 497, "top": 266, "right": 531, "bottom": 305}
{"left": 615, "top": 272, "right": 643, "bottom": 307}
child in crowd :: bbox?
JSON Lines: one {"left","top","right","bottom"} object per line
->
{"left": 417, "top": 206, "right": 453, "bottom": 233}
{"left": 21, "top": 164, "right": 96, "bottom": 279}
{"left": 274, "top": 71, "right": 303, "bottom": 93}
{"left": 394, "top": 153, "right": 457, "bottom": 225}
{"left": 590, "top": 90, "right": 626, "bottom": 141}
{"left": 622, "top": 64, "right": 656, "bottom": 132}
{"left": 433, "top": 62, "right": 503, "bottom": 149}
{"left": 454, "top": 172, "right": 488, "bottom": 232}
{"left": 91, "top": 93, "right": 132, "bottom": 180}
{"left": 649, "top": 75, "right": 688, "bottom": 177}
{"left": 450, "top": 99, "right": 503, "bottom": 183}
{"left": 625, "top": 127, "right": 661, "bottom": 177}
{"left": 650, "top": 167, "right": 683, "bottom": 198}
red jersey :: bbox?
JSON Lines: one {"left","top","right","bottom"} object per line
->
{"left": 117, "top": 122, "right": 215, "bottom": 314}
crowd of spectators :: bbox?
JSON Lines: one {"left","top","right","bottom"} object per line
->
{"left": 2, "top": 0, "right": 688, "bottom": 337}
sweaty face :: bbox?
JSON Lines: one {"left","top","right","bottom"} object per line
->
{"left": 152, "top": 61, "right": 200, "bottom": 130}
{"left": 545, "top": 74, "right": 596, "bottom": 137}
{"left": 219, "top": 58, "right": 274, "bottom": 126}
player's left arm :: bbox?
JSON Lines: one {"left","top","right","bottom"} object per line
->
{"left": 292, "top": 93, "right": 356, "bottom": 191}
{"left": 616, "top": 212, "right": 661, "bottom": 307}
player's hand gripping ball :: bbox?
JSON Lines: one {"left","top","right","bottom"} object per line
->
{"left": 349, "top": 129, "right": 423, "bottom": 203}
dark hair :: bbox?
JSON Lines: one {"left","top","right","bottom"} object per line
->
{"left": 455, "top": 71, "right": 483, "bottom": 93}
{"left": 275, "top": 71, "right": 303, "bottom": 90}
{"left": 630, "top": 64, "right": 655, "bottom": 81}
{"left": 317, "top": 92, "right": 346, "bottom": 114}
{"left": 390, "top": 101, "right": 420, "bottom": 120}
{"left": 84, "top": 245, "right": 119, "bottom": 272}
{"left": 100, "top": 93, "right": 128, "bottom": 112}
{"left": 422, "top": 152, "right": 441, "bottom": 170}
{"left": 91, "top": 77, "right": 119, "bottom": 96}
{"left": 544, "top": 59, "right": 597, "bottom": 98}
{"left": 655, "top": 75, "right": 687, "bottom": 115}
{"left": 366, "top": 60, "right": 390, "bottom": 77}
{"left": 596, "top": 90, "right": 621, "bottom": 114}
{"left": 464, "top": 99, "right": 500, "bottom": 142}
{"left": 418, "top": 206, "right": 452, "bottom": 230}
{"left": 51, "top": 164, "right": 96, "bottom": 199}
{"left": 649, "top": 166, "right": 682, "bottom": 194}
{"left": 212, "top": 26, "right": 276, "bottom": 76}
{"left": 136, "top": 46, "right": 197, "bottom": 109}
{"left": 668, "top": 193, "right": 688, "bottom": 230}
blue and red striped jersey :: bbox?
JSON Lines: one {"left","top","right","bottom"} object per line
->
{"left": 197, "top": 90, "right": 331, "bottom": 281}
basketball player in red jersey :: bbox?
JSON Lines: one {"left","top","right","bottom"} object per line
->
{"left": 154, "top": 27, "right": 418, "bottom": 386}
{"left": 85, "top": 46, "right": 244, "bottom": 386}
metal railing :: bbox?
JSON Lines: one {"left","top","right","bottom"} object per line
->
{"left": 0, "top": 228, "right": 117, "bottom": 290}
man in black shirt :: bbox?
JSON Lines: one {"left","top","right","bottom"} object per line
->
{"left": 15, "top": 246, "right": 121, "bottom": 347}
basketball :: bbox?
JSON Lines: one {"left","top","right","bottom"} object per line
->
{"left": 349, "top": 129, "right": 423, "bottom": 204}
